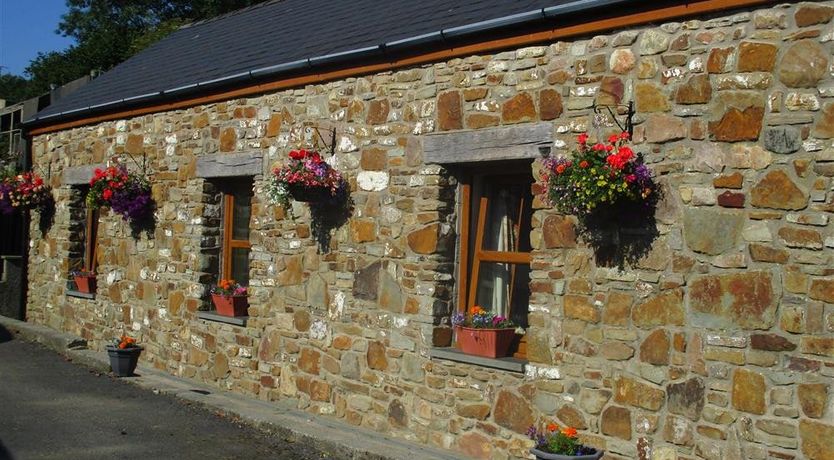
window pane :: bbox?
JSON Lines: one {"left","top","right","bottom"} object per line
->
{"left": 474, "top": 262, "right": 530, "bottom": 328}
{"left": 481, "top": 182, "right": 531, "bottom": 252}
{"left": 232, "top": 190, "right": 251, "bottom": 240}
{"left": 230, "top": 248, "right": 250, "bottom": 286}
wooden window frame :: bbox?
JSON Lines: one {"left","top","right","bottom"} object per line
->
{"left": 83, "top": 208, "right": 99, "bottom": 272}
{"left": 457, "top": 166, "right": 533, "bottom": 359}
{"left": 220, "top": 183, "right": 252, "bottom": 283}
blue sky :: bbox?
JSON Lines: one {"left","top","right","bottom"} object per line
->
{"left": 0, "top": 0, "right": 75, "bottom": 76}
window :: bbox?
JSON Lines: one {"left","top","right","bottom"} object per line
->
{"left": 66, "top": 186, "right": 98, "bottom": 296}
{"left": 458, "top": 165, "right": 533, "bottom": 358}
{"left": 220, "top": 180, "right": 252, "bottom": 285}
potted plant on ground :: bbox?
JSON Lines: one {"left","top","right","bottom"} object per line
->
{"left": 70, "top": 269, "right": 97, "bottom": 294}
{"left": 527, "top": 423, "right": 603, "bottom": 460}
{"left": 452, "top": 306, "right": 518, "bottom": 358}
{"left": 106, "top": 335, "right": 143, "bottom": 377}
{"left": 210, "top": 279, "right": 248, "bottom": 317}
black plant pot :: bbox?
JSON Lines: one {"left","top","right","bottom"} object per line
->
{"left": 106, "top": 345, "right": 143, "bottom": 377}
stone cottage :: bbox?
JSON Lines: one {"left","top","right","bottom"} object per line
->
{"left": 21, "top": 0, "right": 834, "bottom": 458}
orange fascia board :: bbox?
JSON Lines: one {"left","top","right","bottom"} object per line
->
{"left": 30, "top": 0, "right": 774, "bottom": 136}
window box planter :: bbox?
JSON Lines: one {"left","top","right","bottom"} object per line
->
{"left": 105, "top": 345, "right": 143, "bottom": 377}
{"left": 456, "top": 326, "right": 516, "bottom": 358}
{"left": 211, "top": 293, "right": 249, "bottom": 317}
{"left": 73, "top": 275, "right": 97, "bottom": 294}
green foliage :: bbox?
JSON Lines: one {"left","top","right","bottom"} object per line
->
{"left": 6, "top": 0, "right": 268, "bottom": 103}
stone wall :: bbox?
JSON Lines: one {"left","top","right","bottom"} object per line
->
{"left": 26, "top": 2, "right": 834, "bottom": 459}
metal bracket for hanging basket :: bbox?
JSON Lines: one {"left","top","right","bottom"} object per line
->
{"left": 591, "top": 101, "right": 635, "bottom": 138}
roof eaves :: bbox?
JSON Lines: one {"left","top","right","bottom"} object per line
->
{"left": 24, "top": 0, "right": 628, "bottom": 128}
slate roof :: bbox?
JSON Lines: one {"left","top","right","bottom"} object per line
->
{"left": 30, "top": 0, "right": 630, "bottom": 124}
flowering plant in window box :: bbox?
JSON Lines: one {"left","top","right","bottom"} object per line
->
{"left": 527, "top": 423, "right": 603, "bottom": 460}
{"left": 86, "top": 165, "right": 153, "bottom": 224}
{"left": 538, "top": 132, "right": 656, "bottom": 224}
{"left": 105, "top": 335, "right": 143, "bottom": 377}
{"left": 265, "top": 149, "right": 347, "bottom": 209}
{"left": 210, "top": 279, "right": 249, "bottom": 317}
{"left": 69, "top": 269, "right": 97, "bottom": 294}
{"left": 451, "top": 306, "right": 519, "bottom": 358}
{"left": 0, "top": 172, "right": 52, "bottom": 214}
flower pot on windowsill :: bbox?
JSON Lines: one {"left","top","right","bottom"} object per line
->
{"left": 105, "top": 345, "right": 143, "bottom": 377}
{"left": 287, "top": 184, "right": 334, "bottom": 203}
{"left": 530, "top": 448, "right": 604, "bottom": 460}
{"left": 455, "top": 326, "right": 516, "bottom": 358}
{"left": 73, "top": 275, "right": 97, "bottom": 294}
{"left": 211, "top": 293, "right": 249, "bottom": 317}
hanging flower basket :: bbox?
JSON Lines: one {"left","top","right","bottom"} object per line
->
{"left": 286, "top": 183, "right": 336, "bottom": 203}
{"left": 86, "top": 165, "right": 153, "bottom": 224}
{"left": 266, "top": 149, "right": 346, "bottom": 209}
{"left": 0, "top": 172, "right": 52, "bottom": 214}
{"left": 538, "top": 132, "right": 657, "bottom": 226}
{"left": 452, "top": 306, "right": 518, "bottom": 358}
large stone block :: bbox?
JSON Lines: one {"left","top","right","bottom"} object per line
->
{"left": 683, "top": 208, "right": 744, "bottom": 255}
{"left": 542, "top": 215, "right": 576, "bottom": 249}
{"left": 732, "top": 368, "right": 766, "bottom": 415}
{"left": 640, "top": 329, "right": 670, "bottom": 365}
{"left": 778, "top": 40, "right": 829, "bottom": 88}
{"left": 751, "top": 170, "right": 808, "bottom": 210}
{"left": 632, "top": 289, "right": 684, "bottom": 329}
{"left": 494, "top": 390, "right": 534, "bottom": 434}
{"left": 798, "top": 383, "right": 829, "bottom": 419}
{"left": 667, "top": 377, "right": 705, "bottom": 421}
{"left": 800, "top": 420, "right": 834, "bottom": 460}
{"left": 601, "top": 406, "right": 632, "bottom": 440}
{"left": 614, "top": 376, "right": 665, "bottom": 410}
{"left": 689, "top": 271, "right": 778, "bottom": 330}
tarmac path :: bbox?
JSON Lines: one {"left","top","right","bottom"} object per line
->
{"left": 0, "top": 338, "right": 331, "bottom": 460}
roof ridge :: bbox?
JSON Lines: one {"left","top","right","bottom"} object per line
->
{"left": 179, "top": 0, "right": 284, "bottom": 30}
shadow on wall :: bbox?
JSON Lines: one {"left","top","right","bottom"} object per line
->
{"left": 309, "top": 187, "right": 353, "bottom": 254}
{"left": 577, "top": 190, "right": 662, "bottom": 270}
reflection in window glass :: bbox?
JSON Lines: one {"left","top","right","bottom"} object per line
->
{"left": 232, "top": 189, "right": 251, "bottom": 240}
{"left": 231, "top": 247, "right": 250, "bottom": 286}
{"left": 475, "top": 261, "right": 530, "bottom": 328}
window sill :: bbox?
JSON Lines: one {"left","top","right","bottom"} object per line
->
{"left": 66, "top": 290, "right": 95, "bottom": 300}
{"left": 430, "top": 347, "right": 527, "bottom": 373}
{"left": 196, "top": 311, "right": 248, "bottom": 327}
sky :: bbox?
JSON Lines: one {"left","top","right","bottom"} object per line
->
{"left": 0, "top": 0, "right": 75, "bottom": 77}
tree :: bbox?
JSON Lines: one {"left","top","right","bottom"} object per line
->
{"left": 0, "top": 74, "right": 39, "bottom": 105}
{"left": 18, "top": 1, "right": 267, "bottom": 99}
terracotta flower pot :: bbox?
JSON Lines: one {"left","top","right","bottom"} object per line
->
{"left": 74, "top": 275, "right": 97, "bottom": 294}
{"left": 211, "top": 293, "right": 249, "bottom": 317}
{"left": 455, "top": 326, "right": 516, "bottom": 358}
{"left": 530, "top": 447, "right": 604, "bottom": 460}
{"left": 106, "top": 345, "right": 143, "bottom": 377}
{"left": 287, "top": 184, "right": 333, "bottom": 203}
